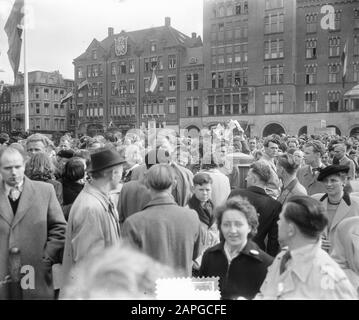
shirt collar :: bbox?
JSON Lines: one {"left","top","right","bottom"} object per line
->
{"left": 84, "top": 182, "right": 112, "bottom": 208}
{"left": 224, "top": 241, "right": 242, "bottom": 263}
{"left": 287, "top": 241, "right": 321, "bottom": 282}
{"left": 209, "top": 240, "right": 263, "bottom": 262}
{"left": 143, "top": 193, "right": 177, "bottom": 209}
{"left": 4, "top": 179, "right": 24, "bottom": 197}
{"left": 247, "top": 185, "right": 268, "bottom": 195}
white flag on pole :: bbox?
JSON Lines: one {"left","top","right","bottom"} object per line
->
{"left": 149, "top": 67, "right": 158, "bottom": 93}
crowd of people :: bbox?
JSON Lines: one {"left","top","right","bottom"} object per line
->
{"left": 0, "top": 126, "right": 359, "bottom": 300}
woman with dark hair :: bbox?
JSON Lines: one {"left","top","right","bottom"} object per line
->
{"left": 61, "top": 157, "right": 86, "bottom": 220}
{"left": 199, "top": 197, "right": 273, "bottom": 300}
{"left": 256, "top": 195, "right": 357, "bottom": 299}
{"left": 25, "top": 152, "right": 63, "bottom": 205}
{"left": 312, "top": 165, "right": 359, "bottom": 253}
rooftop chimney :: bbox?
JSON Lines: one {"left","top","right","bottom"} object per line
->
{"left": 165, "top": 17, "right": 171, "bottom": 27}
{"left": 192, "top": 32, "right": 197, "bottom": 39}
{"left": 108, "top": 27, "right": 114, "bottom": 37}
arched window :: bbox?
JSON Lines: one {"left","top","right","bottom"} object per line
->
{"left": 263, "top": 123, "right": 285, "bottom": 137}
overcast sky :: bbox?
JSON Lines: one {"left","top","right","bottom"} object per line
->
{"left": 0, "top": 0, "right": 203, "bottom": 84}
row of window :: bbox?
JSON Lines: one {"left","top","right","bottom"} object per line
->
{"left": 28, "top": 118, "right": 66, "bottom": 131}
{"left": 110, "top": 101, "right": 136, "bottom": 117}
{"left": 80, "top": 99, "right": 177, "bottom": 117}
{"left": 0, "top": 115, "right": 10, "bottom": 121}
{"left": 78, "top": 55, "right": 177, "bottom": 79}
{"left": 264, "top": 92, "right": 284, "bottom": 114}
{"left": 264, "top": 12, "right": 284, "bottom": 34}
{"left": 213, "top": 40, "right": 278, "bottom": 64}
{"left": 79, "top": 73, "right": 199, "bottom": 98}
{"left": 69, "top": 114, "right": 76, "bottom": 126}
{"left": 211, "top": 43, "right": 248, "bottom": 65}
{"left": 305, "top": 10, "right": 343, "bottom": 33}
{"left": 304, "top": 91, "right": 353, "bottom": 112}
{"left": 0, "top": 104, "right": 10, "bottom": 112}
{"left": 204, "top": 91, "right": 352, "bottom": 115}
{"left": 143, "top": 76, "right": 175, "bottom": 93}
{"left": 305, "top": 35, "right": 359, "bottom": 59}
{"left": 186, "top": 98, "right": 199, "bottom": 117}
{"left": 29, "top": 102, "right": 65, "bottom": 116}
{"left": 86, "top": 106, "right": 104, "bottom": 118}
{"left": 264, "top": 65, "right": 284, "bottom": 85}
{"left": 212, "top": 0, "right": 249, "bottom": 18}
{"left": 207, "top": 93, "right": 249, "bottom": 116}
{"left": 203, "top": 35, "right": 359, "bottom": 64}
{"left": 304, "top": 63, "right": 359, "bottom": 84}
{"left": 90, "top": 39, "right": 159, "bottom": 61}
{"left": 143, "top": 98, "right": 177, "bottom": 114}
{"left": 211, "top": 24, "right": 357, "bottom": 65}
{"left": 211, "top": 22, "right": 248, "bottom": 42}
{"left": 0, "top": 95, "right": 10, "bottom": 103}
{"left": 11, "top": 88, "right": 65, "bottom": 102}
{"left": 211, "top": 70, "right": 248, "bottom": 88}
{"left": 143, "top": 55, "right": 177, "bottom": 72}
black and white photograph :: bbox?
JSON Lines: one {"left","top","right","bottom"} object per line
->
{"left": 0, "top": 0, "right": 359, "bottom": 306}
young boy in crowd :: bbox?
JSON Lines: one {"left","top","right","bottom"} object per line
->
{"left": 187, "top": 172, "right": 220, "bottom": 276}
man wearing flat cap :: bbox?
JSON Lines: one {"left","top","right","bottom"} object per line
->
{"left": 312, "top": 164, "right": 359, "bottom": 253}
{"left": 61, "top": 148, "right": 125, "bottom": 291}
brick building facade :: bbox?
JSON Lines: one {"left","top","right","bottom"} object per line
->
{"left": 9, "top": 71, "right": 74, "bottom": 135}
{"left": 73, "top": 17, "right": 202, "bottom": 136}
{"left": 0, "top": 84, "right": 11, "bottom": 133}
{"left": 179, "top": 0, "right": 359, "bottom": 137}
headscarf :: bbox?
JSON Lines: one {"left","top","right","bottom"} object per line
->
{"left": 331, "top": 216, "right": 359, "bottom": 290}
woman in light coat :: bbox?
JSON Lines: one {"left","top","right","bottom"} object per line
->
{"left": 331, "top": 216, "right": 359, "bottom": 293}
{"left": 312, "top": 165, "right": 359, "bottom": 253}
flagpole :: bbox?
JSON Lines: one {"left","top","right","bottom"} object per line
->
{"left": 23, "top": 0, "right": 29, "bottom": 133}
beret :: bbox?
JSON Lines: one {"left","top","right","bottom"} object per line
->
{"left": 317, "top": 165, "right": 349, "bottom": 181}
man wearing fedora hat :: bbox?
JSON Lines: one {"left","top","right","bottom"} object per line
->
{"left": 61, "top": 148, "right": 126, "bottom": 290}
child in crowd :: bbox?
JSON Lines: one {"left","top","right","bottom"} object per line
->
{"left": 187, "top": 172, "right": 220, "bottom": 276}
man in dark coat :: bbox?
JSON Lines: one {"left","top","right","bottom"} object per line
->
{"left": 0, "top": 147, "right": 66, "bottom": 299}
{"left": 123, "top": 164, "right": 201, "bottom": 276}
{"left": 229, "top": 161, "right": 282, "bottom": 256}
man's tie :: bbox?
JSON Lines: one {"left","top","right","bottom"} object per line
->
{"left": 9, "top": 187, "right": 21, "bottom": 201}
{"left": 279, "top": 250, "right": 291, "bottom": 275}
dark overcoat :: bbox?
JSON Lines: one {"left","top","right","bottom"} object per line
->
{"left": 199, "top": 240, "right": 273, "bottom": 300}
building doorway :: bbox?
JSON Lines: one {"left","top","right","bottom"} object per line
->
{"left": 262, "top": 123, "right": 285, "bottom": 137}
{"left": 326, "top": 125, "right": 341, "bottom": 135}
{"left": 298, "top": 126, "right": 308, "bottom": 136}
{"left": 186, "top": 125, "right": 200, "bottom": 138}
{"left": 350, "top": 126, "right": 359, "bottom": 137}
